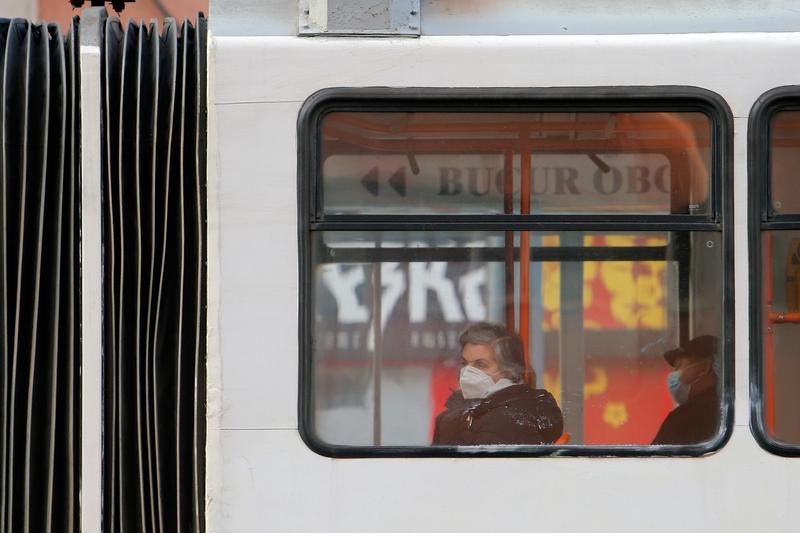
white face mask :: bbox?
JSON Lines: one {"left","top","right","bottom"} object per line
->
{"left": 459, "top": 366, "right": 500, "bottom": 399}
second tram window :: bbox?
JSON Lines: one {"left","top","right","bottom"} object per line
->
{"left": 752, "top": 97, "right": 800, "bottom": 452}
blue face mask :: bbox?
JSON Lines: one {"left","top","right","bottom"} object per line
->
{"left": 666, "top": 360, "right": 707, "bottom": 405}
{"left": 667, "top": 370, "right": 691, "bottom": 405}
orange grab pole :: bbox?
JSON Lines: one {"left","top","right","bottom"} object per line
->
{"left": 503, "top": 151, "right": 515, "bottom": 331}
{"left": 520, "top": 147, "right": 532, "bottom": 384}
{"left": 765, "top": 232, "right": 776, "bottom": 434}
{"left": 768, "top": 311, "right": 800, "bottom": 323}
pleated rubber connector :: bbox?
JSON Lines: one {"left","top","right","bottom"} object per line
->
{"left": 101, "top": 13, "right": 207, "bottom": 533}
{"left": 0, "top": 16, "right": 81, "bottom": 533}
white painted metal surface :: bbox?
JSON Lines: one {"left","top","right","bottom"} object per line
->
{"left": 79, "top": 7, "right": 105, "bottom": 533}
{"left": 210, "top": 0, "right": 800, "bottom": 36}
{"left": 422, "top": 0, "right": 800, "bottom": 35}
{"left": 208, "top": 32, "right": 799, "bottom": 532}
{"left": 205, "top": 31, "right": 223, "bottom": 531}
{"left": 211, "top": 0, "right": 297, "bottom": 37}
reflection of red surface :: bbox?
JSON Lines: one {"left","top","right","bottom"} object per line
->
{"left": 581, "top": 358, "right": 673, "bottom": 444}
{"left": 429, "top": 358, "right": 674, "bottom": 445}
{"left": 430, "top": 365, "right": 459, "bottom": 440}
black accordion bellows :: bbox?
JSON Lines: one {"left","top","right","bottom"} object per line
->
{"left": 101, "top": 14, "right": 207, "bottom": 533}
{"left": 0, "top": 17, "right": 81, "bottom": 533}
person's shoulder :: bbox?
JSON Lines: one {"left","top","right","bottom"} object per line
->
{"left": 492, "top": 385, "right": 559, "bottom": 408}
{"left": 439, "top": 390, "right": 478, "bottom": 418}
{"left": 487, "top": 384, "right": 530, "bottom": 402}
{"left": 678, "top": 387, "right": 718, "bottom": 416}
{"left": 531, "top": 387, "right": 559, "bottom": 402}
{"left": 513, "top": 385, "right": 558, "bottom": 401}
{"left": 443, "top": 389, "right": 466, "bottom": 407}
{"left": 485, "top": 385, "right": 563, "bottom": 442}
{"left": 686, "top": 387, "right": 719, "bottom": 419}
{"left": 695, "top": 386, "right": 718, "bottom": 404}
{"left": 652, "top": 388, "right": 719, "bottom": 443}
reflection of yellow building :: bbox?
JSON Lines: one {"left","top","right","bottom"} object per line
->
{"left": 544, "top": 366, "right": 609, "bottom": 405}
{"left": 603, "top": 402, "right": 629, "bottom": 429}
{"left": 541, "top": 235, "right": 667, "bottom": 331}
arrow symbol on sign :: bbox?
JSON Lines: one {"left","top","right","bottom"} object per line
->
{"left": 360, "top": 166, "right": 407, "bottom": 197}
{"left": 388, "top": 167, "right": 406, "bottom": 196}
{"left": 361, "top": 167, "right": 380, "bottom": 196}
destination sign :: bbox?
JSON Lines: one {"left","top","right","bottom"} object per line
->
{"left": 323, "top": 153, "right": 675, "bottom": 215}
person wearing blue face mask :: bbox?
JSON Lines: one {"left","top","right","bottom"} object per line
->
{"left": 432, "top": 322, "right": 563, "bottom": 446}
{"left": 651, "top": 335, "right": 720, "bottom": 445}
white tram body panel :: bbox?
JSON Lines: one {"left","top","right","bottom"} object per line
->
{"left": 207, "top": 32, "right": 799, "bottom": 532}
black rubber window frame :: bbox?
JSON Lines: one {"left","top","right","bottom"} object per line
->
{"left": 748, "top": 86, "right": 800, "bottom": 456}
{"left": 298, "top": 86, "right": 735, "bottom": 458}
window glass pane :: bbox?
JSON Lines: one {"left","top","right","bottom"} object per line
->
{"left": 321, "top": 111, "right": 711, "bottom": 215}
{"left": 311, "top": 230, "right": 724, "bottom": 447}
{"left": 770, "top": 111, "right": 800, "bottom": 214}
{"left": 760, "top": 231, "right": 800, "bottom": 443}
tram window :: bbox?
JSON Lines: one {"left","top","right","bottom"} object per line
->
{"left": 752, "top": 99, "right": 800, "bottom": 452}
{"left": 300, "top": 89, "right": 732, "bottom": 456}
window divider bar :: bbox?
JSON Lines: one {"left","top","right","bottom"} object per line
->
{"left": 316, "top": 214, "right": 714, "bottom": 224}
{"left": 310, "top": 221, "right": 719, "bottom": 232}
{"left": 761, "top": 218, "right": 800, "bottom": 229}
{"left": 315, "top": 245, "right": 670, "bottom": 263}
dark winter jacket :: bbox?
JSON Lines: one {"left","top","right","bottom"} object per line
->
{"left": 432, "top": 384, "right": 564, "bottom": 446}
{"left": 651, "top": 386, "right": 719, "bottom": 445}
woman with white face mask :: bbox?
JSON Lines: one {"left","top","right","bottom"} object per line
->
{"left": 651, "top": 335, "right": 720, "bottom": 445}
{"left": 432, "top": 322, "right": 563, "bottom": 446}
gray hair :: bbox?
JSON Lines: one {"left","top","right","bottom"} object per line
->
{"left": 459, "top": 322, "right": 526, "bottom": 383}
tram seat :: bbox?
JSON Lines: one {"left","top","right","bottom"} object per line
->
{"left": 554, "top": 432, "right": 571, "bottom": 445}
